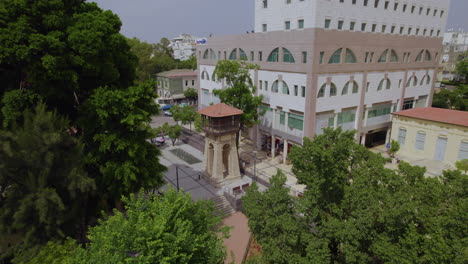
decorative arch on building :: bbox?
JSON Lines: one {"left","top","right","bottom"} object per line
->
{"left": 342, "top": 80, "right": 359, "bottom": 95}
{"left": 267, "top": 48, "right": 279, "bottom": 62}
{"left": 377, "top": 78, "right": 391, "bottom": 91}
{"left": 416, "top": 49, "right": 432, "bottom": 62}
{"left": 406, "top": 76, "right": 418, "bottom": 87}
{"left": 271, "top": 80, "right": 290, "bottom": 94}
{"left": 328, "top": 48, "right": 342, "bottom": 64}
{"left": 345, "top": 48, "right": 357, "bottom": 63}
{"left": 420, "top": 74, "right": 431, "bottom": 85}
{"left": 329, "top": 82, "right": 337, "bottom": 97}
{"left": 239, "top": 48, "right": 248, "bottom": 60}
{"left": 201, "top": 70, "right": 210, "bottom": 81}
{"left": 318, "top": 83, "right": 326, "bottom": 98}
{"left": 203, "top": 48, "right": 216, "bottom": 60}
{"left": 229, "top": 49, "right": 237, "bottom": 60}
{"left": 282, "top": 48, "right": 295, "bottom": 63}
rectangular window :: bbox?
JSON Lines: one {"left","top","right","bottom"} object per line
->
{"left": 374, "top": 0, "right": 379, "bottom": 8}
{"left": 440, "top": 10, "right": 444, "bottom": 18}
{"left": 399, "top": 79, "right": 402, "bottom": 88}
{"left": 337, "top": 110, "right": 356, "bottom": 125}
{"left": 301, "top": 86, "right": 306, "bottom": 97}
{"left": 224, "top": 51, "right": 227, "bottom": 60}
{"left": 372, "top": 24, "right": 377, "bottom": 32}
{"left": 361, "top": 23, "right": 367, "bottom": 31}
{"left": 285, "top": 21, "right": 291, "bottom": 30}
{"left": 419, "top": 7, "right": 423, "bottom": 15}
{"left": 366, "top": 82, "right": 370, "bottom": 92}
{"left": 288, "top": 113, "right": 304, "bottom": 131}
{"left": 192, "top": 80, "right": 195, "bottom": 86}
{"left": 302, "top": 51, "right": 307, "bottom": 63}
{"left": 325, "top": 19, "right": 331, "bottom": 29}
{"left": 433, "top": 9, "right": 437, "bottom": 16}
{"left": 250, "top": 51, "right": 254, "bottom": 61}
{"left": 394, "top": 2, "right": 398, "bottom": 11}
{"left": 364, "top": 0, "right": 368, "bottom": 6}
{"left": 381, "top": 25, "right": 386, "bottom": 33}
{"left": 398, "top": 128, "right": 407, "bottom": 145}
{"left": 408, "top": 27, "right": 412, "bottom": 35}
{"left": 426, "top": 8, "right": 430, "bottom": 16}
{"left": 415, "top": 132, "right": 426, "bottom": 150}
{"left": 416, "top": 28, "right": 420, "bottom": 35}
{"left": 437, "top": 30, "right": 440, "bottom": 37}
{"left": 391, "top": 25, "right": 396, "bottom": 34}
{"left": 263, "top": 0, "right": 267, "bottom": 8}
{"left": 259, "top": 51, "right": 263, "bottom": 61}
{"left": 262, "top": 24, "right": 267, "bottom": 32}
{"left": 402, "top": 4, "right": 407, "bottom": 12}
{"left": 430, "top": 29, "right": 434, "bottom": 36}
{"left": 294, "top": 85, "right": 298, "bottom": 96}
{"left": 352, "top": 0, "right": 357, "bottom": 4}
{"left": 259, "top": 80, "right": 263, "bottom": 90}
{"left": 185, "top": 80, "right": 188, "bottom": 86}
{"left": 286, "top": 0, "right": 291, "bottom": 4}
{"left": 365, "top": 52, "right": 369, "bottom": 63}
{"left": 265, "top": 81, "right": 268, "bottom": 91}
{"left": 399, "top": 26, "right": 404, "bottom": 35}
{"left": 403, "top": 99, "right": 414, "bottom": 110}
{"left": 458, "top": 141, "right": 468, "bottom": 160}
{"left": 319, "top": 52, "right": 324, "bottom": 64}
{"left": 298, "top": 19, "right": 304, "bottom": 29}
{"left": 384, "top": 1, "right": 389, "bottom": 9}
{"left": 411, "top": 5, "right": 415, "bottom": 13}
{"left": 338, "top": 20, "right": 344, "bottom": 30}
{"left": 423, "top": 29, "right": 427, "bottom": 36}
{"left": 370, "top": 52, "right": 374, "bottom": 63}
{"left": 350, "top": 21, "right": 356, "bottom": 31}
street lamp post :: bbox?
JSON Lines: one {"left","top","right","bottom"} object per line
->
{"left": 176, "top": 165, "right": 179, "bottom": 192}
{"left": 253, "top": 151, "right": 257, "bottom": 182}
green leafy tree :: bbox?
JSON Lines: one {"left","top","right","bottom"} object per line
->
{"left": 167, "top": 124, "right": 183, "bottom": 146}
{"left": 0, "top": 103, "right": 94, "bottom": 262}
{"left": 26, "top": 239, "right": 77, "bottom": 264}
{"left": 432, "top": 85, "right": 468, "bottom": 111}
{"left": 0, "top": 89, "right": 42, "bottom": 128}
{"left": 455, "top": 51, "right": 468, "bottom": 81}
{"left": 244, "top": 128, "right": 467, "bottom": 263}
{"left": 76, "top": 190, "right": 227, "bottom": 264}
{"left": 242, "top": 171, "right": 313, "bottom": 264}
{"left": 183, "top": 87, "right": 198, "bottom": 103}
{"left": 194, "top": 112, "right": 202, "bottom": 132}
{"left": 79, "top": 81, "right": 166, "bottom": 200}
{"left": 176, "top": 56, "right": 197, "bottom": 70}
{"left": 388, "top": 139, "right": 400, "bottom": 158}
{"left": 213, "top": 60, "right": 265, "bottom": 145}
{"left": 455, "top": 159, "right": 468, "bottom": 173}
{"left": 179, "top": 106, "right": 197, "bottom": 131}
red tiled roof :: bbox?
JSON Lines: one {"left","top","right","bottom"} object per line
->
{"left": 198, "top": 103, "right": 243, "bottom": 118}
{"left": 157, "top": 69, "right": 197, "bottom": 78}
{"left": 392, "top": 107, "right": 468, "bottom": 127}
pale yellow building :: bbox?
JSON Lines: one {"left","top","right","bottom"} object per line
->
{"left": 391, "top": 107, "right": 468, "bottom": 165}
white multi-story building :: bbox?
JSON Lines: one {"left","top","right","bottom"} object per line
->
{"left": 440, "top": 30, "right": 468, "bottom": 81}
{"left": 169, "top": 34, "right": 197, "bottom": 61}
{"left": 197, "top": 0, "right": 450, "bottom": 162}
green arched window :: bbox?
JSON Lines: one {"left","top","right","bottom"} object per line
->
{"left": 378, "top": 49, "right": 388, "bottom": 63}
{"left": 386, "top": 79, "right": 391, "bottom": 89}
{"left": 352, "top": 81, "right": 359, "bottom": 93}
{"left": 268, "top": 48, "right": 279, "bottom": 62}
{"left": 282, "top": 81, "right": 290, "bottom": 94}
{"left": 210, "top": 49, "right": 217, "bottom": 60}
{"left": 318, "top": 84, "right": 326, "bottom": 98}
{"left": 345, "top": 49, "right": 357, "bottom": 63}
{"left": 377, "top": 79, "right": 385, "bottom": 91}
{"left": 390, "top": 50, "right": 398, "bottom": 62}
{"left": 272, "top": 80, "right": 279, "bottom": 93}
{"left": 328, "top": 48, "right": 342, "bottom": 64}
{"left": 426, "top": 74, "right": 431, "bottom": 85}
{"left": 330, "top": 83, "right": 337, "bottom": 97}
{"left": 283, "top": 48, "right": 295, "bottom": 63}
{"left": 203, "top": 49, "right": 210, "bottom": 59}
{"left": 424, "top": 50, "right": 432, "bottom": 61}
{"left": 415, "top": 50, "right": 424, "bottom": 62}
{"left": 239, "top": 48, "right": 248, "bottom": 60}
{"left": 229, "top": 49, "right": 237, "bottom": 60}
{"left": 343, "top": 81, "right": 359, "bottom": 95}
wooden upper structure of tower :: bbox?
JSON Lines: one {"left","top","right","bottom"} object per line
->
{"left": 198, "top": 103, "right": 243, "bottom": 136}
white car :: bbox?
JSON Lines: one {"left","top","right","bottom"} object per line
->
{"left": 164, "top": 111, "right": 173, "bottom": 116}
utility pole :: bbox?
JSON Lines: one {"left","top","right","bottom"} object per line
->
{"left": 176, "top": 166, "right": 179, "bottom": 191}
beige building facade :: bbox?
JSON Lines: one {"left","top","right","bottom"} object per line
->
{"left": 391, "top": 107, "right": 468, "bottom": 165}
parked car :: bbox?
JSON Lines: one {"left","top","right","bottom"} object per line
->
{"left": 160, "top": 104, "right": 172, "bottom": 111}
{"left": 164, "top": 111, "right": 172, "bottom": 116}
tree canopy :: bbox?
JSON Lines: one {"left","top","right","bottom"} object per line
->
{"left": 29, "top": 190, "right": 228, "bottom": 264}
{"left": 432, "top": 84, "right": 468, "bottom": 111}
{"left": 243, "top": 128, "right": 468, "bottom": 263}
{"left": 0, "top": 103, "right": 94, "bottom": 262}
{"left": 456, "top": 51, "right": 468, "bottom": 81}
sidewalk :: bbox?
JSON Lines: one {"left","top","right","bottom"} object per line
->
{"left": 370, "top": 145, "right": 455, "bottom": 177}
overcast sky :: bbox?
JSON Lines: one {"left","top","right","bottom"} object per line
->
{"left": 92, "top": 0, "right": 468, "bottom": 43}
